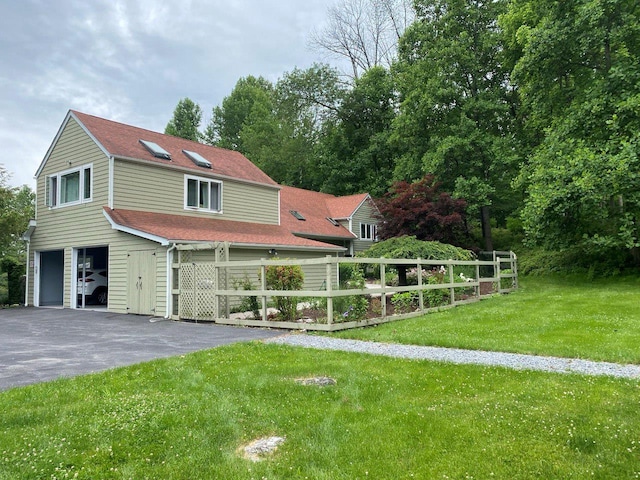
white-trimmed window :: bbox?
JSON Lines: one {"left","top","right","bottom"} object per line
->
{"left": 46, "top": 164, "right": 92, "bottom": 207}
{"left": 185, "top": 175, "right": 222, "bottom": 212}
{"left": 360, "top": 223, "right": 377, "bottom": 241}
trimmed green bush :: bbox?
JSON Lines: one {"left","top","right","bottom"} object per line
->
{"left": 264, "top": 263, "right": 304, "bottom": 321}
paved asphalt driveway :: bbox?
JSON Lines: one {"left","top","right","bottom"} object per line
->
{"left": 0, "top": 307, "right": 282, "bottom": 391}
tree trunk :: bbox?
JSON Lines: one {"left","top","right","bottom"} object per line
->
{"left": 397, "top": 265, "right": 408, "bottom": 286}
{"left": 481, "top": 205, "right": 493, "bottom": 252}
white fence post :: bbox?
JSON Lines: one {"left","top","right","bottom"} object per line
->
{"left": 380, "top": 260, "right": 387, "bottom": 318}
{"left": 448, "top": 260, "right": 455, "bottom": 305}
{"left": 326, "top": 256, "right": 334, "bottom": 325}
{"left": 260, "top": 260, "right": 268, "bottom": 321}
{"left": 417, "top": 258, "right": 424, "bottom": 312}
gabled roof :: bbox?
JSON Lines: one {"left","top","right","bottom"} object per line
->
{"left": 103, "top": 208, "right": 345, "bottom": 251}
{"left": 325, "top": 192, "right": 373, "bottom": 219}
{"left": 279, "top": 186, "right": 372, "bottom": 240}
{"left": 37, "top": 110, "right": 278, "bottom": 188}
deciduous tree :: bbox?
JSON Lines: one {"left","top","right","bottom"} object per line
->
{"left": 376, "top": 175, "right": 470, "bottom": 247}
{"left": 203, "top": 76, "right": 274, "bottom": 151}
{"left": 164, "top": 97, "right": 203, "bottom": 142}
{"left": 318, "top": 66, "right": 396, "bottom": 196}
{"left": 310, "top": 0, "right": 414, "bottom": 79}
{"left": 0, "top": 166, "right": 35, "bottom": 262}
{"left": 506, "top": 0, "right": 640, "bottom": 267}
{"left": 392, "top": 0, "right": 520, "bottom": 251}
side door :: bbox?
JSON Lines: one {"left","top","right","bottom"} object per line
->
{"left": 127, "top": 250, "right": 157, "bottom": 315}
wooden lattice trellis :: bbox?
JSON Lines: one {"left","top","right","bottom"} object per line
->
{"left": 175, "top": 242, "right": 229, "bottom": 321}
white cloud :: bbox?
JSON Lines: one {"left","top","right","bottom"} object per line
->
{"left": 0, "top": 0, "right": 338, "bottom": 188}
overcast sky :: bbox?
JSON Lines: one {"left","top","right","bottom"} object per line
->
{"left": 0, "top": 0, "right": 342, "bottom": 189}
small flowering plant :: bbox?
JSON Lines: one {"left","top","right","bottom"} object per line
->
{"left": 459, "top": 272, "right": 475, "bottom": 282}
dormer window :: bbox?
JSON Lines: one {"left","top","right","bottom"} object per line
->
{"left": 326, "top": 217, "right": 340, "bottom": 226}
{"left": 183, "top": 150, "right": 212, "bottom": 169}
{"left": 290, "top": 210, "right": 305, "bottom": 221}
{"left": 139, "top": 140, "right": 171, "bottom": 160}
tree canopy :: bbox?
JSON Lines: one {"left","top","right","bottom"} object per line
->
{"left": 164, "top": 97, "right": 202, "bottom": 142}
{"left": 391, "top": 0, "right": 520, "bottom": 251}
{"left": 0, "top": 166, "right": 35, "bottom": 263}
{"left": 505, "top": 0, "right": 640, "bottom": 266}
{"left": 318, "top": 66, "right": 396, "bottom": 196}
{"left": 164, "top": 0, "right": 640, "bottom": 271}
{"left": 376, "top": 175, "right": 469, "bottom": 247}
{"left": 360, "top": 236, "right": 474, "bottom": 261}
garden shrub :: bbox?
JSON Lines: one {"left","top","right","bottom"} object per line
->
{"left": 264, "top": 263, "right": 304, "bottom": 321}
{"left": 328, "top": 263, "right": 368, "bottom": 322}
{"left": 231, "top": 275, "right": 260, "bottom": 319}
{"left": 424, "top": 272, "right": 450, "bottom": 307}
{"left": 499, "top": 269, "right": 515, "bottom": 290}
{"left": 391, "top": 292, "right": 417, "bottom": 313}
{"left": 0, "top": 259, "right": 24, "bottom": 305}
{"left": 359, "top": 236, "right": 475, "bottom": 261}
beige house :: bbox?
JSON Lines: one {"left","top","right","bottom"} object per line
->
{"left": 24, "top": 110, "right": 379, "bottom": 318}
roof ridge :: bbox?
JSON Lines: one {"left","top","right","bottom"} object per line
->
{"left": 72, "top": 110, "right": 169, "bottom": 140}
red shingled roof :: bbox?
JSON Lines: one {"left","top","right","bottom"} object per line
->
{"left": 72, "top": 111, "right": 277, "bottom": 187}
{"left": 279, "top": 186, "right": 357, "bottom": 240}
{"left": 326, "top": 192, "right": 371, "bottom": 219}
{"left": 104, "top": 207, "right": 344, "bottom": 250}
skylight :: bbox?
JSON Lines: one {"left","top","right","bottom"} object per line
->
{"left": 139, "top": 140, "right": 171, "bottom": 160}
{"left": 326, "top": 217, "right": 340, "bottom": 226}
{"left": 183, "top": 150, "right": 212, "bottom": 169}
{"left": 290, "top": 210, "right": 306, "bottom": 221}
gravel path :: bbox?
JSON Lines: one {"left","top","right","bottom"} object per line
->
{"left": 265, "top": 335, "right": 640, "bottom": 379}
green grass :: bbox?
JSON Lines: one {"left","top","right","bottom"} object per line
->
{"left": 1, "top": 342, "right": 639, "bottom": 479}
{"left": 331, "top": 275, "right": 640, "bottom": 364}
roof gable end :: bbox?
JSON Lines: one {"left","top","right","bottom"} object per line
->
{"left": 35, "top": 110, "right": 111, "bottom": 179}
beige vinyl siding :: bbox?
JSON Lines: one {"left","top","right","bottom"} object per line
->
{"left": 104, "top": 235, "right": 167, "bottom": 315}
{"left": 231, "top": 249, "right": 337, "bottom": 291}
{"left": 27, "top": 117, "right": 110, "bottom": 307}
{"left": 113, "top": 160, "right": 279, "bottom": 224}
{"left": 351, "top": 200, "right": 379, "bottom": 253}
{"left": 27, "top": 118, "right": 169, "bottom": 315}
{"left": 185, "top": 248, "right": 338, "bottom": 291}
{"left": 29, "top": 229, "right": 168, "bottom": 314}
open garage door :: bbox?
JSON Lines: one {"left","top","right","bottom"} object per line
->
{"left": 39, "top": 250, "right": 64, "bottom": 306}
{"left": 76, "top": 247, "right": 109, "bottom": 308}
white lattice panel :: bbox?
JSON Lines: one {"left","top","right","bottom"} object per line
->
{"left": 179, "top": 263, "right": 218, "bottom": 320}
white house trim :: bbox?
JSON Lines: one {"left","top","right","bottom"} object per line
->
{"left": 102, "top": 210, "right": 170, "bottom": 246}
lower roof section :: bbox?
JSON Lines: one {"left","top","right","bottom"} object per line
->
{"left": 103, "top": 207, "right": 346, "bottom": 252}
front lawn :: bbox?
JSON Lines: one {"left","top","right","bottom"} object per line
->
{"left": 1, "top": 342, "right": 639, "bottom": 479}
{"left": 331, "top": 275, "right": 640, "bottom": 364}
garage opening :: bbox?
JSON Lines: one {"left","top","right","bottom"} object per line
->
{"left": 39, "top": 250, "right": 64, "bottom": 306}
{"left": 76, "top": 247, "right": 109, "bottom": 308}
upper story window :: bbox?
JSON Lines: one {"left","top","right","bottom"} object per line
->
{"left": 46, "top": 164, "right": 92, "bottom": 208}
{"left": 360, "top": 223, "right": 377, "bottom": 241}
{"left": 184, "top": 175, "right": 222, "bottom": 213}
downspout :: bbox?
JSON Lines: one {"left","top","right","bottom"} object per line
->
{"left": 22, "top": 220, "right": 36, "bottom": 307}
{"left": 108, "top": 156, "right": 114, "bottom": 209}
{"left": 24, "top": 239, "right": 30, "bottom": 306}
{"left": 165, "top": 243, "right": 178, "bottom": 318}
{"left": 348, "top": 216, "right": 355, "bottom": 256}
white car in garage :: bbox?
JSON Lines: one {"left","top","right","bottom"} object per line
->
{"left": 77, "top": 269, "right": 108, "bottom": 305}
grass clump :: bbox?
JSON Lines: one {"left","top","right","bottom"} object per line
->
{"left": 1, "top": 343, "right": 640, "bottom": 479}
